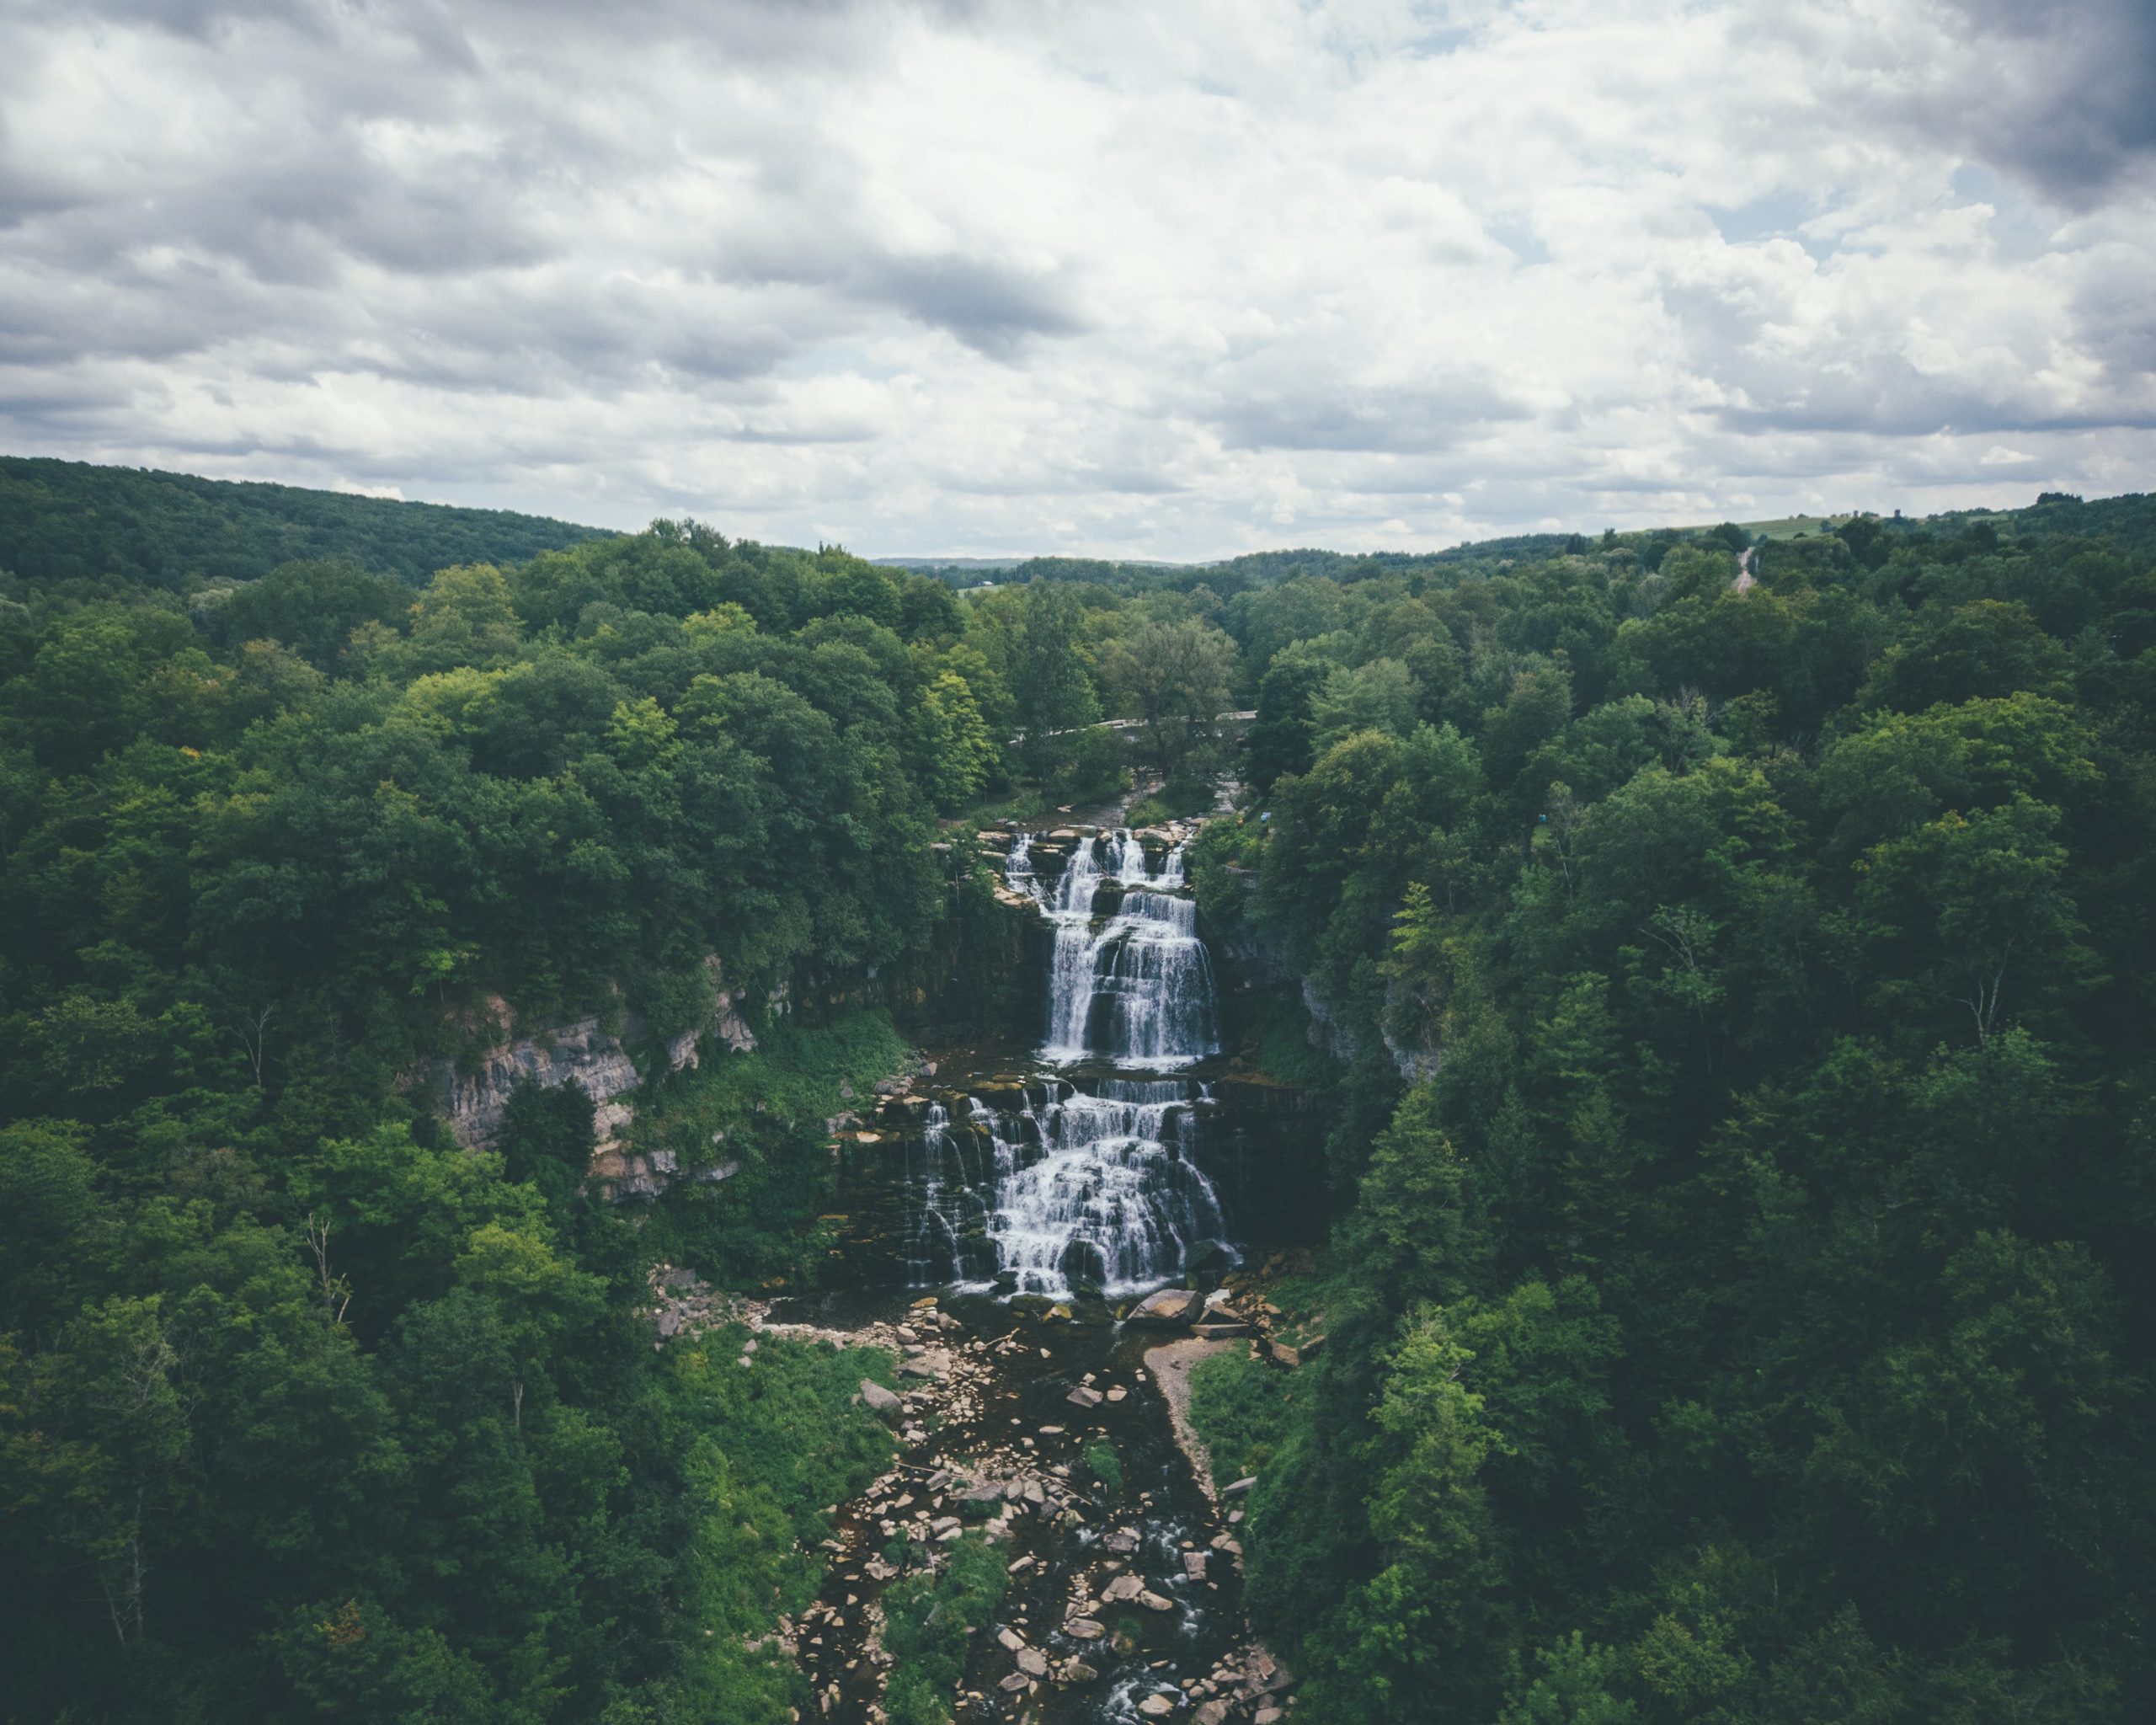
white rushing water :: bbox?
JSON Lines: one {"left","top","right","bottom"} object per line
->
{"left": 1035, "top": 832, "right": 1218, "bottom": 1069}
{"left": 904, "top": 826, "right": 1234, "bottom": 1295}
{"left": 907, "top": 1080, "right": 1230, "bottom": 1295}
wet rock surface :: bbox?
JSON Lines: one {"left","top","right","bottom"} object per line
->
{"left": 777, "top": 1288, "right": 1293, "bottom": 1724}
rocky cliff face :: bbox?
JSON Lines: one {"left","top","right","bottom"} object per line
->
{"left": 435, "top": 1012, "right": 647, "bottom": 1151}
{"left": 429, "top": 958, "right": 758, "bottom": 1199}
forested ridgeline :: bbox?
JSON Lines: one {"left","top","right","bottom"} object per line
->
{"left": 1183, "top": 491, "right": 2156, "bottom": 1721}
{"left": 0, "top": 454, "right": 612, "bottom": 591}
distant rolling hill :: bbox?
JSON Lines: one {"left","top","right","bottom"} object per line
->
{"left": 0, "top": 455, "right": 614, "bottom": 590}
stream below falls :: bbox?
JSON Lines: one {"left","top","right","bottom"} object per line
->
{"left": 773, "top": 1289, "right": 1289, "bottom": 1724}
{"left": 781, "top": 824, "right": 1297, "bottom": 1724}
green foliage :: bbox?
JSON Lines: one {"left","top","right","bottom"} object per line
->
{"left": 882, "top": 1535, "right": 1011, "bottom": 1725}
{"left": 1187, "top": 1348, "right": 1299, "bottom": 1483}
{"left": 6, "top": 473, "right": 2155, "bottom": 1722}
{"left": 1099, "top": 615, "right": 1236, "bottom": 782}
{"left": 0, "top": 454, "right": 608, "bottom": 590}
{"left": 1082, "top": 1439, "right": 1125, "bottom": 1496}
{"left": 0, "top": 495, "right": 995, "bottom": 1719}
{"left": 1225, "top": 490, "right": 2156, "bottom": 1722}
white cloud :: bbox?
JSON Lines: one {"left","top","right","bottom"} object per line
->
{"left": 0, "top": 0, "right": 2150, "bottom": 557}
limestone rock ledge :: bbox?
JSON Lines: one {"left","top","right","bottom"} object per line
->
{"left": 424, "top": 958, "right": 757, "bottom": 1199}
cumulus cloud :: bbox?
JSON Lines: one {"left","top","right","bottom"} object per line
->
{"left": 0, "top": 0, "right": 2150, "bottom": 555}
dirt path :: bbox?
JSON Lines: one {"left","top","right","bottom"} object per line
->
{"left": 1145, "top": 1336, "right": 1235, "bottom": 1503}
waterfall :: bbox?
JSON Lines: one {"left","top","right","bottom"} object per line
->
{"left": 1038, "top": 832, "right": 1219, "bottom": 1070}
{"left": 905, "top": 1103, "right": 964, "bottom": 1284}
{"left": 910, "top": 1078, "right": 1233, "bottom": 1294}
{"left": 897, "top": 823, "right": 1235, "bottom": 1295}
{"left": 1003, "top": 831, "right": 1036, "bottom": 896}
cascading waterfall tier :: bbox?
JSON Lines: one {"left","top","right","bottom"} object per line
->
{"left": 1023, "top": 830, "right": 1219, "bottom": 1070}
{"left": 905, "top": 1078, "right": 1230, "bottom": 1296}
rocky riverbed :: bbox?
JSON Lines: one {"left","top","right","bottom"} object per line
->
{"left": 755, "top": 1286, "right": 1294, "bottom": 1724}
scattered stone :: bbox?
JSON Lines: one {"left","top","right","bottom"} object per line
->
{"left": 859, "top": 1379, "right": 903, "bottom": 1418}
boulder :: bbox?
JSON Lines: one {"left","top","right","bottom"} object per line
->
{"left": 1224, "top": 1476, "right": 1257, "bottom": 1497}
{"left": 1066, "top": 1386, "right": 1104, "bottom": 1409}
{"left": 1060, "top": 1237, "right": 1110, "bottom": 1295}
{"left": 859, "top": 1379, "right": 904, "bottom": 1418}
{"left": 1125, "top": 1287, "right": 1205, "bottom": 1327}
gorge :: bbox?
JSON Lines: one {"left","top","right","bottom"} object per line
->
{"left": 772, "top": 822, "right": 1299, "bottom": 1723}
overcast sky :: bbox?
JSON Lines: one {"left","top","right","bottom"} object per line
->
{"left": 3, "top": 0, "right": 2152, "bottom": 557}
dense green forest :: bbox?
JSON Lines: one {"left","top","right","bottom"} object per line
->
{"left": 0, "top": 473, "right": 1244, "bottom": 1720}
{"left": 1183, "top": 489, "right": 2156, "bottom": 1722}
{"left": 3, "top": 459, "right": 2153, "bottom": 1721}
